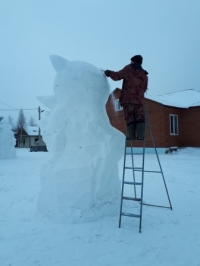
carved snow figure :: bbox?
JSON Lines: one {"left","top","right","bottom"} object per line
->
{"left": 0, "top": 118, "right": 16, "bottom": 159}
{"left": 38, "top": 55, "right": 124, "bottom": 223}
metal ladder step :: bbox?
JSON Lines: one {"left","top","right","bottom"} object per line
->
{"left": 125, "top": 167, "right": 143, "bottom": 170}
{"left": 121, "top": 212, "right": 141, "bottom": 218}
{"left": 126, "top": 152, "right": 143, "bottom": 155}
{"left": 123, "top": 196, "right": 141, "bottom": 201}
{"left": 125, "top": 167, "right": 162, "bottom": 173}
{"left": 124, "top": 181, "right": 142, "bottom": 185}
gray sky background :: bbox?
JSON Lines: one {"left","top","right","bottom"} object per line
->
{"left": 0, "top": 0, "right": 200, "bottom": 123}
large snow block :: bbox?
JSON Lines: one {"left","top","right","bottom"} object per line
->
{"left": 0, "top": 119, "right": 16, "bottom": 159}
{"left": 37, "top": 56, "right": 124, "bottom": 222}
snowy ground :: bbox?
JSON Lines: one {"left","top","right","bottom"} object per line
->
{"left": 0, "top": 148, "right": 200, "bottom": 266}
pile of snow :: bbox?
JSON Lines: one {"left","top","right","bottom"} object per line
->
{"left": 37, "top": 55, "right": 124, "bottom": 223}
{"left": 0, "top": 118, "right": 16, "bottom": 159}
{"left": 146, "top": 89, "right": 200, "bottom": 108}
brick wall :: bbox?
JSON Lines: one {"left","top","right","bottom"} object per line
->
{"left": 144, "top": 98, "right": 165, "bottom": 148}
{"left": 106, "top": 90, "right": 200, "bottom": 148}
{"left": 181, "top": 107, "right": 200, "bottom": 147}
{"left": 162, "top": 106, "right": 182, "bottom": 147}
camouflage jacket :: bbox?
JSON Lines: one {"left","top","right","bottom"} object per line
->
{"left": 109, "top": 63, "right": 148, "bottom": 105}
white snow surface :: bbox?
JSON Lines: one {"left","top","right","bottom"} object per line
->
{"left": 1, "top": 148, "right": 200, "bottom": 265}
{"left": 146, "top": 89, "right": 200, "bottom": 108}
{"left": 37, "top": 56, "right": 124, "bottom": 223}
{"left": 0, "top": 118, "right": 16, "bottom": 159}
{"left": 26, "top": 126, "right": 39, "bottom": 136}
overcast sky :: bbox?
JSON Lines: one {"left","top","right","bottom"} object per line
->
{"left": 0, "top": 0, "right": 200, "bottom": 123}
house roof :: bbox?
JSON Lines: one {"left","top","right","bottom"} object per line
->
{"left": 145, "top": 89, "right": 200, "bottom": 108}
{"left": 25, "top": 126, "right": 39, "bottom": 136}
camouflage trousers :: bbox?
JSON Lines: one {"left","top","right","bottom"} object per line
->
{"left": 123, "top": 103, "right": 145, "bottom": 125}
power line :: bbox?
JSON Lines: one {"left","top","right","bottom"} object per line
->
{"left": 0, "top": 100, "right": 36, "bottom": 110}
{"left": 0, "top": 100, "right": 37, "bottom": 111}
{"left": 0, "top": 108, "right": 37, "bottom": 111}
{"left": 0, "top": 100, "right": 39, "bottom": 118}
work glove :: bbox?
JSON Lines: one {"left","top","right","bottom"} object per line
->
{"left": 104, "top": 70, "right": 111, "bottom": 77}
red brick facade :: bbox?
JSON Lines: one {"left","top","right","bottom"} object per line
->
{"left": 106, "top": 89, "right": 200, "bottom": 148}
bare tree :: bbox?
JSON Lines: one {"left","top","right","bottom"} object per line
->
{"left": 29, "top": 117, "right": 37, "bottom": 126}
{"left": 16, "top": 109, "right": 27, "bottom": 131}
{"left": 8, "top": 115, "right": 15, "bottom": 129}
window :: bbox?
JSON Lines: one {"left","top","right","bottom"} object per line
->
{"left": 170, "top": 114, "right": 179, "bottom": 135}
{"left": 115, "top": 99, "right": 123, "bottom": 112}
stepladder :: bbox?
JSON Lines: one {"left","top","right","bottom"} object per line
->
{"left": 118, "top": 105, "right": 173, "bottom": 233}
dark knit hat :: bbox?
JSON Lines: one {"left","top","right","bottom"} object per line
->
{"left": 131, "top": 55, "right": 143, "bottom": 65}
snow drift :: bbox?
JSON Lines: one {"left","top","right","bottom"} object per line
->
{"left": 37, "top": 55, "right": 124, "bottom": 223}
{"left": 0, "top": 118, "right": 16, "bottom": 159}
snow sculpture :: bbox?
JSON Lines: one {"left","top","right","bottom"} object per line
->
{"left": 38, "top": 55, "right": 124, "bottom": 223}
{"left": 0, "top": 118, "right": 16, "bottom": 159}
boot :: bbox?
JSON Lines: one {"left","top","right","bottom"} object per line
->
{"left": 127, "top": 123, "right": 135, "bottom": 140}
{"left": 136, "top": 122, "right": 145, "bottom": 140}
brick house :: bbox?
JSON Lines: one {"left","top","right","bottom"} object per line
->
{"left": 106, "top": 88, "right": 200, "bottom": 152}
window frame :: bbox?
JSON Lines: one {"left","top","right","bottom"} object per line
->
{"left": 114, "top": 99, "right": 123, "bottom": 112}
{"left": 170, "top": 114, "right": 179, "bottom": 135}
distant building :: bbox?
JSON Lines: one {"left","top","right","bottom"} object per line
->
{"left": 15, "top": 126, "right": 46, "bottom": 149}
{"left": 106, "top": 89, "right": 200, "bottom": 152}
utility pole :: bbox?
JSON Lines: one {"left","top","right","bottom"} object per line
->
{"left": 20, "top": 126, "right": 22, "bottom": 148}
{"left": 38, "top": 106, "right": 44, "bottom": 146}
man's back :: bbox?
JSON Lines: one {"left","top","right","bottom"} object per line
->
{"left": 104, "top": 55, "right": 148, "bottom": 140}
{"left": 108, "top": 64, "right": 148, "bottom": 105}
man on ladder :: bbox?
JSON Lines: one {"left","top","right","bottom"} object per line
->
{"left": 105, "top": 56, "right": 172, "bottom": 232}
{"left": 104, "top": 55, "right": 148, "bottom": 140}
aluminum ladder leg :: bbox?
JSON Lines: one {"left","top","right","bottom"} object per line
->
{"left": 118, "top": 105, "right": 172, "bottom": 233}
